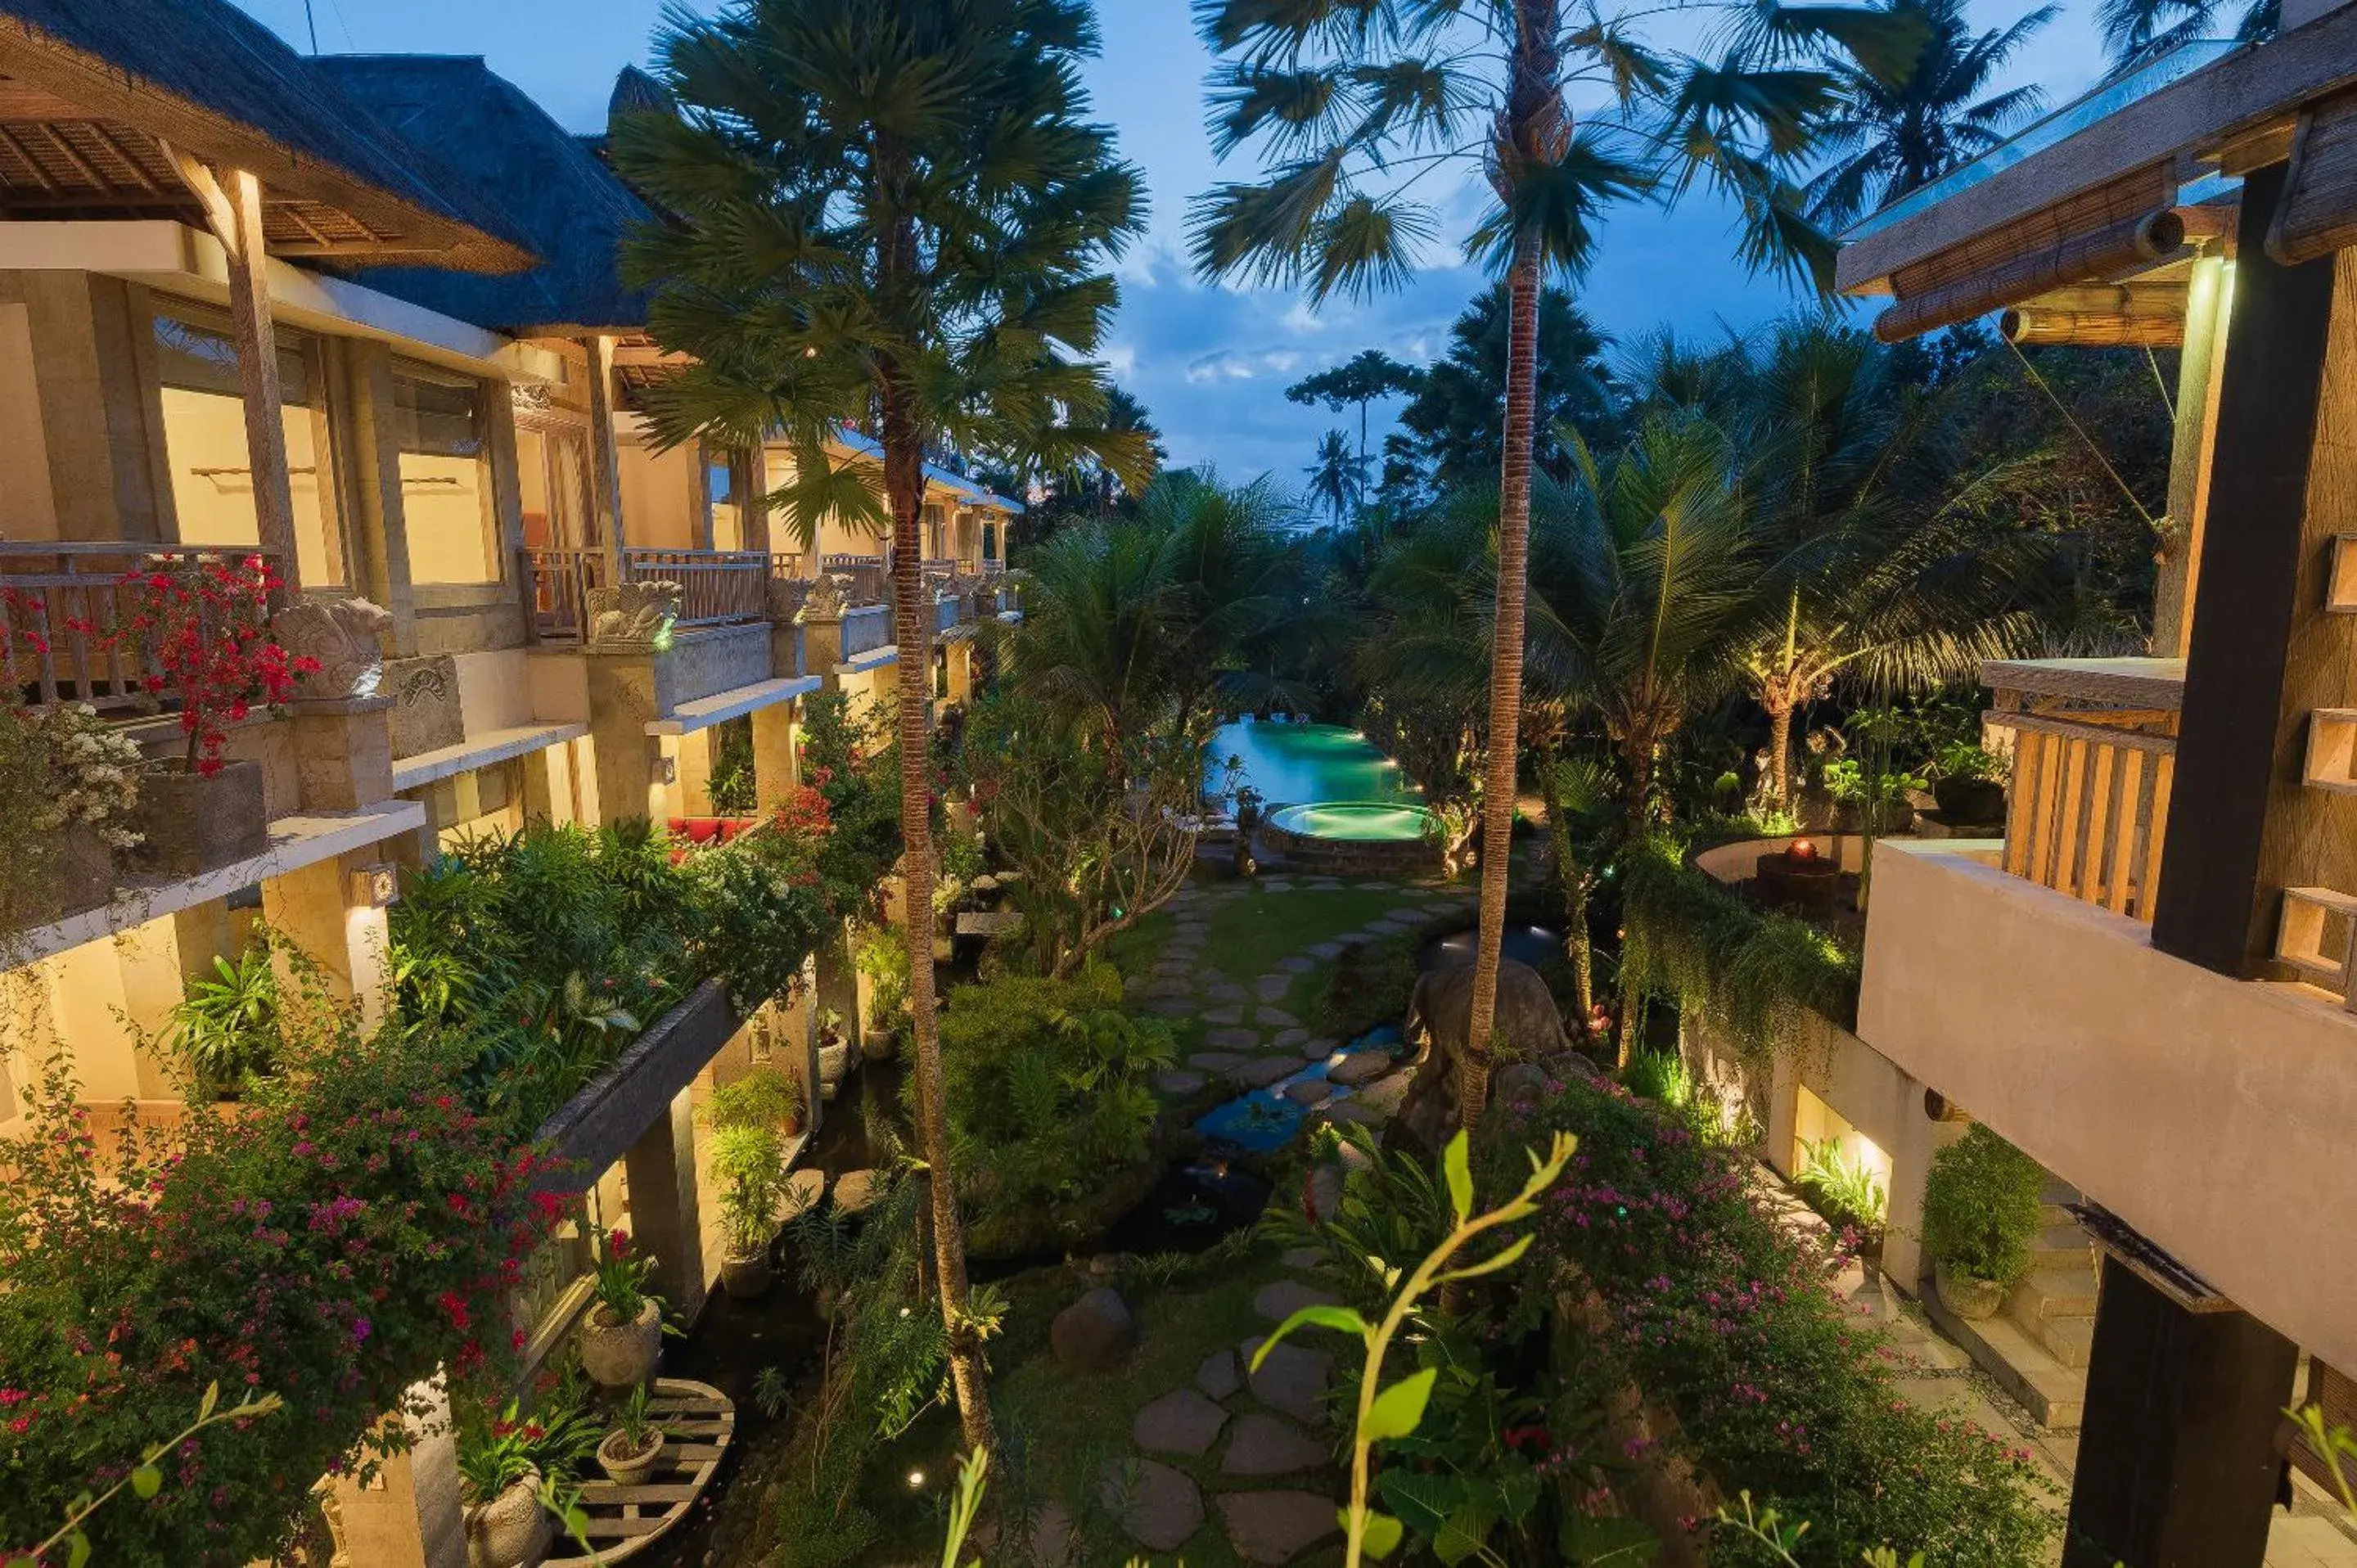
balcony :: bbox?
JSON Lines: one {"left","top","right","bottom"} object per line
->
{"left": 1, "top": 541, "right": 287, "bottom": 714}
{"left": 526, "top": 547, "right": 781, "bottom": 642}
{"left": 1981, "top": 656, "right": 2181, "bottom": 921}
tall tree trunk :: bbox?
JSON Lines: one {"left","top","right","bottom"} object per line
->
{"left": 881, "top": 384, "right": 998, "bottom": 1460}
{"left": 1764, "top": 694, "right": 1794, "bottom": 816}
{"left": 1535, "top": 743, "right": 1593, "bottom": 1020}
{"left": 1616, "top": 735, "right": 1657, "bottom": 1070}
{"left": 1462, "top": 0, "right": 1566, "bottom": 1131}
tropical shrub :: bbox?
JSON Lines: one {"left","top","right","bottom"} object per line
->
{"left": 1921, "top": 1124, "right": 2045, "bottom": 1287}
{"left": 706, "top": 1065, "right": 805, "bottom": 1138}
{"left": 710, "top": 1122, "right": 793, "bottom": 1258}
{"left": 796, "top": 691, "right": 901, "bottom": 920}
{"left": 1792, "top": 1138, "right": 1888, "bottom": 1241}
{"left": 106, "top": 553, "right": 319, "bottom": 776}
{"left": 0, "top": 988, "right": 560, "bottom": 1563}
{"left": 1481, "top": 1074, "right": 2058, "bottom": 1565}
{"left": 589, "top": 1228, "right": 662, "bottom": 1323}
{"left": 932, "top": 962, "right": 1174, "bottom": 1251}
{"left": 165, "top": 944, "right": 280, "bottom": 1094}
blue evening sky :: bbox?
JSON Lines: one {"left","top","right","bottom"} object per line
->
{"left": 234, "top": 0, "right": 2120, "bottom": 492}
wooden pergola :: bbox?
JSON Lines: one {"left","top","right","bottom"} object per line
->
{"left": 0, "top": 2, "right": 534, "bottom": 591}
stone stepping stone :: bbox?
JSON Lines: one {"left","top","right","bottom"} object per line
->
{"left": 1206, "top": 1026, "right": 1263, "bottom": 1051}
{"left": 1133, "top": 1388, "right": 1228, "bottom": 1457}
{"left": 1204, "top": 1005, "right": 1246, "bottom": 1027}
{"left": 1270, "top": 1027, "right": 1310, "bottom": 1051}
{"left": 1256, "top": 1007, "right": 1300, "bottom": 1029}
{"left": 1232, "top": 1059, "right": 1296, "bottom": 1089}
{"left": 1197, "top": 1347, "right": 1242, "bottom": 1400}
{"left": 1327, "top": 1052, "right": 1393, "bottom": 1086}
{"left": 1155, "top": 1070, "right": 1207, "bottom": 1095}
{"left": 1259, "top": 877, "right": 1296, "bottom": 891}
{"left": 1356, "top": 1070, "right": 1413, "bottom": 1115}
{"left": 1255, "top": 1278, "right": 1340, "bottom": 1322}
{"left": 1242, "top": 1336, "right": 1333, "bottom": 1423}
{"left": 1282, "top": 1079, "right": 1331, "bottom": 1107}
{"left": 783, "top": 1166, "right": 827, "bottom": 1219}
{"left": 1189, "top": 1051, "right": 1249, "bottom": 1072}
{"left": 1280, "top": 1246, "right": 1323, "bottom": 1272}
{"left": 1300, "top": 1037, "right": 1339, "bottom": 1058}
{"left": 1207, "top": 982, "right": 1248, "bottom": 1003}
{"left": 1218, "top": 1489, "right": 1341, "bottom": 1564}
{"left": 1100, "top": 1458, "right": 1204, "bottom": 1554}
{"left": 1142, "top": 997, "right": 1193, "bottom": 1018}
{"left": 1255, "top": 975, "right": 1293, "bottom": 1002}
{"left": 1220, "top": 1412, "right": 1329, "bottom": 1477}
{"left": 1305, "top": 941, "right": 1346, "bottom": 959}
{"left": 833, "top": 1169, "right": 885, "bottom": 1214}
{"left": 1275, "top": 954, "right": 1318, "bottom": 974}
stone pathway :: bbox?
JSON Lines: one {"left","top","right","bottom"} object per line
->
{"left": 1103, "top": 1243, "right": 1354, "bottom": 1564}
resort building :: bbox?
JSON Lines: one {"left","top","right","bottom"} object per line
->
{"left": 0, "top": 3, "right": 1010, "bottom": 1560}
{"left": 1784, "top": 4, "right": 2357, "bottom": 1562}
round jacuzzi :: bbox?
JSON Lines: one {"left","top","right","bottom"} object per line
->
{"left": 1259, "top": 800, "right": 1442, "bottom": 873}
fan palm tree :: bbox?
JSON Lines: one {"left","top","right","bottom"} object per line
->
{"left": 614, "top": 0, "right": 1150, "bottom": 1457}
{"left": 1305, "top": 430, "right": 1368, "bottom": 523}
{"left": 1190, "top": 0, "right": 1918, "bottom": 1124}
{"left": 1805, "top": 0, "right": 2057, "bottom": 232}
{"left": 2098, "top": 0, "right": 2275, "bottom": 70}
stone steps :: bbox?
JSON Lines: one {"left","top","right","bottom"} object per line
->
{"left": 1929, "top": 1294, "right": 2088, "bottom": 1429}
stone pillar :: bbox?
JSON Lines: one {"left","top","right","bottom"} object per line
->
{"left": 323, "top": 1380, "right": 466, "bottom": 1568}
{"left": 751, "top": 702, "right": 800, "bottom": 815}
{"left": 622, "top": 1086, "right": 706, "bottom": 1323}
{"left": 672, "top": 730, "right": 716, "bottom": 818}
{"left": 813, "top": 920, "right": 863, "bottom": 1061}
{"left": 581, "top": 583, "right": 684, "bottom": 828}
{"left": 2063, "top": 1255, "right": 2297, "bottom": 1568}
{"left": 799, "top": 576, "right": 850, "bottom": 695}
{"left": 583, "top": 336, "right": 627, "bottom": 572}
{"left": 273, "top": 599, "right": 399, "bottom": 810}
{"left": 262, "top": 851, "right": 395, "bottom": 1027}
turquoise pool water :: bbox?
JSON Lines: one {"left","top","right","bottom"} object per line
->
{"left": 1206, "top": 719, "right": 1421, "bottom": 808}
{"left": 1267, "top": 802, "right": 1434, "bottom": 844}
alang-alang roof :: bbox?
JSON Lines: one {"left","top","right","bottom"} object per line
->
{"left": 0, "top": 0, "right": 534, "bottom": 272}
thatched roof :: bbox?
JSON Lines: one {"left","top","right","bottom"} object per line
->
{"left": 319, "top": 56, "right": 654, "bottom": 336}
{"left": 0, "top": 0, "right": 532, "bottom": 271}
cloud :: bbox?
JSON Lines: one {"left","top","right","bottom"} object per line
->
{"left": 1183, "top": 348, "right": 1305, "bottom": 385}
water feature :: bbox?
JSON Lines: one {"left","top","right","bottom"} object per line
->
{"left": 1266, "top": 800, "right": 1434, "bottom": 843}
{"left": 1190, "top": 1029, "right": 1402, "bottom": 1152}
{"left": 1206, "top": 717, "right": 1421, "bottom": 808}
{"left": 1419, "top": 923, "right": 1563, "bottom": 972}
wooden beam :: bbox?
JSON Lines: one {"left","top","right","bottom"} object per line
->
{"left": 582, "top": 334, "right": 628, "bottom": 569}
{"left": 2154, "top": 255, "right": 2231, "bottom": 656}
{"left": 2152, "top": 163, "right": 2341, "bottom": 975}
{"left": 223, "top": 165, "right": 300, "bottom": 592}
{"left": 0, "top": 122, "right": 58, "bottom": 192}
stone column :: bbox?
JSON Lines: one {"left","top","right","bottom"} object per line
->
{"left": 622, "top": 1086, "right": 706, "bottom": 1322}
{"left": 813, "top": 919, "right": 863, "bottom": 1064}
{"left": 273, "top": 599, "right": 399, "bottom": 811}
{"left": 582, "top": 336, "right": 627, "bottom": 573}
{"left": 672, "top": 730, "right": 716, "bottom": 818}
{"left": 2063, "top": 1255, "right": 2297, "bottom": 1568}
{"left": 322, "top": 1379, "right": 466, "bottom": 1568}
{"left": 261, "top": 850, "right": 396, "bottom": 1028}
{"left": 799, "top": 575, "right": 850, "bottom": 695}
{"left": 581, "top": 583, "right": 683, "bottom": 827}
{"left": 751, "top": 701, "right": 800, "bottom": 815}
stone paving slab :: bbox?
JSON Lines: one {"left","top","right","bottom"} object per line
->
{"left": 1154, "top": 1070, "right": 1206, "bottom": 1095}
{"left": 1188, "top": 1051, "right": 1250, "bottom": 1072}
{"left": 1256, "top": 1007, "right": 1300, "bottom": 1029}
{"left": 1233, "top": 1059, "right": 1296, "bottom": 1089}
{"left": 1275, "top": 954, "right": 1318, "bottom": 974}
{"left": 1133, "top": 1388, "right": 1228, "bottom": 1458}
{"left": 1220, "top": 1413, "right": 1329, "bottom": 1477}
{"left": 1205, "top": 1026, "right": 1264, "bottom": 1051}
{"left": 1218, "top": 1489, "right": 1340, "bottom": 1565}
{"left": 1197, "top": 1347, "right": 1242, "bottom": 1400}
{"left": 1207, "top": 982, "right": 1249, "bottom": 1003}
{"left": 1204, "top": 1005, "right": 1246, "bottom": 1027}
{"left": 1141, "top": 997, "right": 1193, "bottom": 1017}
{"left": 1255, "top": 1279, "right": 1341, "bottom": 1323}
{"left": 1327, "top": 1052, "right": 1392, "bottom": 1085}
{"left": 1101, "top": 1459, "right": 1204, "bottom": 1554}
{"left": 1255, "top": 975, "right": 1292, "bottom": 1002}
{"left": 1283, "top": 1079, "right": 1332, "bottom": 1107}
{"left": 1269, "top": 1027, "right": 1309, "bottom": 1051}
{"left": 1242, "top": 1336, "right": 1332, "bottom": 1423}
{"left": 1305, "top": 940, "right": 1346, "bottom": 959}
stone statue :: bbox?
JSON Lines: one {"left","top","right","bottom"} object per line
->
{"left": 587, "top": 581, "right": 683, "bottom": 647}
{"left": 272, "top": 597, "right": 393, "bottom": 699}
{"left": 1387, "top": 959, "right": 1575, "bottom": 1156}
{"left": 797, "top": 573, "right": 852, "bottom": 623}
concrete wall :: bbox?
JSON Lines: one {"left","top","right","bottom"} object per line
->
{"left": 1857, "top": 837, "right": 2357, "bottom": 1368}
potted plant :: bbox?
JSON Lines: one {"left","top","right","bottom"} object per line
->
{"left": 1233, "top": 782, "right": 1264, "bottom": 839}
{"left": 578, "top": 1228, "right": 667, "bottom": 1390}
{"left": 596, "top": 1383, "right": 669, "bottom": 1487}
{"left": 1922, "top": 1123, "right": 2046, "bottom": 1319}
{"left": 710, "top": 1122, "right": 790, "bottom": 1299}
{"left": 1823, "top": 756, "right": 1921, "bottom": 835}
{"left": 706, "top": 1066, "right": 806, "bottom": 1140}
{"left": 114, "top": 554, "right": 319, "bottom": 875}
{"left": 1931, "top": 741, "right": 2010, "bottom": 825}
{"left": 457, "top": 1404, "right": 552, "bottom": 1568}
{"left": 165, "top": 945, "right": 280, "bottom": 1098}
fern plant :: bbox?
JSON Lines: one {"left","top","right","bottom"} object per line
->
{"left": 167, "top": 946, "right": 280, "bottom": 1094}
{"left": 1793, "top": 1137, "right": 1888, "bottom": 1239}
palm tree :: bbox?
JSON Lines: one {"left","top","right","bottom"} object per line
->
{"left": 2098, "top": 0, "right": 2275, "bottom": 70}
{"left": 1191, "top": 0, "right": 1916, "bottom": 1128}
{"left": 1305, "top": 430, "right": 1368, "bottom": 523}
{"left": 615, "top": 0, "right": 1150, "bottom": 1458}
{"left": 1806, "top": 0, "right": 2057, "bottom": 232}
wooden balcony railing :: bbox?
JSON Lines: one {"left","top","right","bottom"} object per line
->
{"left": 818, "top": 554, "right": 887, "bottom": 606}
{"left": 1984, "top": 658, "right": 2181, "bottom": 922}
{"left": 621, "top": 548, "right": 768, "bottom": 629}
{"left": 525, "top": 547, "right": 608, "bottom": 643}
{"left": 0, "top": 542, "right": 286, "bottom": 713}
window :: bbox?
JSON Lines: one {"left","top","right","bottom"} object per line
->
{"left": 153, "top": 307, "right": 344, "bottom": 585}
{"left": 983, "top": 520, "right": 998, "bottom": 561}
{"left": 516, "top": 421, "right": 590, "bottom": 552}
{"left": 709, "top": 456, "right": 741, "bottom": 551}
{"left": 392, "top": 362, "right": 496, "bottom": 584}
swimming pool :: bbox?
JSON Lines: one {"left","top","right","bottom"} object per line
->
{"left": 1205, "top": 719, "right": 1420, "bottom": 808}
{"left": 1265, "top": 801, "right": 1435, "bottom": 843}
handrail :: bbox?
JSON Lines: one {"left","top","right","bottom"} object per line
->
{"left": 524, "top": 547, "right": 607, "bottom": 643}
{"left": 0, "top": 543, "right": 286, "bottom": 713}
{"left": 621, "top": 548, "right": 768, "bottom": 628}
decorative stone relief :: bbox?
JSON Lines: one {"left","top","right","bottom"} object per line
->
{"left": 587, "top": 581, "right": 683, "bottom": 648}
{"left": 273, "top": 597, "right": 393, "bottom": 699}
{"left": 796, "top": 573, "right": 852, "bottom": 624}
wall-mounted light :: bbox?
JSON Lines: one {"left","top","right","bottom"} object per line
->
{"left": 348, "top": 863, "right": 399, "bottom": 909}
{"left": 656, "top": 755, "right": 679, "bottom": 786}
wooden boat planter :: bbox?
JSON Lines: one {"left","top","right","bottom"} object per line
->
{"left": 543, "top": 1379, "right": 736, "bottom": 1565}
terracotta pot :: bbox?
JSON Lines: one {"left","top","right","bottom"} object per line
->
{"left": 1936, "top": 1263, "right": 2007, "bottom": 1321}
{"left": 127, "top": 759, "right": 268, "bottom": 876}
{"left": 719, "top": 1249, "right": 773, "bottom": 1300}
{"left": 31, "top": 826, "right": 113, "bottom": 923}
{"left": 597, "top": 1427, "right": 665, "bottom": 1488}
{"left": 464, "top": 1471, "right": 550, "bottom": 1568}
{"left": 578, "top": 1297, "right": 662, "bottom": 1389}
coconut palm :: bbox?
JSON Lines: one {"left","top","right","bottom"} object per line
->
{"left": 1191, "top": 0, "right": 1917, "bottom": 1125}
{"left": 2098, "top": 0, "right": 2275, "bottom": 70}
{"left": 1305, "top": 430, "right": 1368, "bottom": 523}
{"left": 1805, "top": 0, "right": 2057, "bottom": 232}
{"left": 614, "top": 0, "right": 1150, "bottom": 1457}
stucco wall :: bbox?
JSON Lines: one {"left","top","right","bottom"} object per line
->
{"left": 1857, "top": 837, "right": 2357, "bottom": 1367}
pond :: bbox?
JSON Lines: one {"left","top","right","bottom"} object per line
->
{"left": 1206, "top": 718, "right": 1421, "bottom": 809}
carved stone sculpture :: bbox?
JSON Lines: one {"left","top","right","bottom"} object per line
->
{"left": 796, "top": 573, "right": 852, "bottom": 624}
{"left": 588, "top": 581, "right": 683, "bottom": 647}
{"left": 1387, "top": 959, "right": 1574, "bottom": 1157}
{"left": 272, "top": 597, "right": 393, "bottom": 699}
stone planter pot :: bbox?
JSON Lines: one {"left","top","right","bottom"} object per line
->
{"left": 1936, "top": 1263, "right": 2007, "bottom": 1321}
{"left": 464, "top": 1471, "right": 550, "bottom": 1568}
{"left": 578, "top": 1297, "right": 662, "bottom": 1390}
{"left": 1932, "top": 776, "right": 2007, "bottom": 824}
{"left": 597, "top": 1428, "right": 665, "bottom": 1488}
{"left": 128, "top": 759, "right": 268, "bottom": 876}
{"left": 719, "top": 1250, "right": 773, "bottom": 1300}
{"left": 1834, "top": 798, "right": 1915, "bottom": 836}
{"left": 31, "top": 826, "right": 113, "bottom": 923}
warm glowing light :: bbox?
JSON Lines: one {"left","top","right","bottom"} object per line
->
{"left": 907, "top": 1469, "right": 926, "bottom": 1489}
{"left": 1785, "top": 838, "right": 1820, "bottom": 862}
